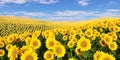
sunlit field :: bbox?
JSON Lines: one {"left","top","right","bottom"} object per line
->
{"left": 0, "top": 16, "right": 120, "bottom": 60}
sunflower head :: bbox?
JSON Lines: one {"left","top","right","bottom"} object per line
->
{"left": 103, "top": 35, "right": 112, "bottom": 44}
{"left": 75, "top": 47, "right": 82, "bottom": 55}
{"left": 25, "top": 37, "right": 32, "bottom": 45}
{"left": 43, "top": 50, "right": 54, "bottom": 60}
{"left": 99, "top": 53, "right": 115, "bottom": 60}
{"left": 67, "top": 41, "right": 74, "bottom": 48}
{"left": 20, "top": 46, "right": 32, "bottom": 55}
{"left": 8, "top": 45, "right": 19, "bottom": 59}
{"left": 0, "top": 49, "right": 5, "bottom": 57}
{"left": 100, "top": 40, "right": 106, "bottom": 47}
{"left": 68, "top": 57, "right": 76, "bottom": 60}
{"left": 85, "top": 29, "right": 93, "bottom": 37}
{"left": 46, "top": 37, "right": 57, "bottom": 49}
{"left": 91, "top": 35, "right": 96, "bottom": 40}
{"left": 108, "top": 42, "right": 118, "bottom": 51}
{"left": 77, "top": 37, "right": 91, "bottom": 51}
{"left": 93, "top": 51, "right": 105, "bottom": 60}
{"left": 69, "top": 30, "right": 76, "bottom": 36}
{"left": 30, "top": 38, "right": 41, "bottom": 49}
{"left": 53, "top": 44, "right": 66, "bottom": 58}
{"left": 79, "top": 32, "right": 85, "bottom": 37}
{"left": 32, "top": 30, "right": 41, "bottom": 38}
{"left": 113, "top": 26, "right": 120, "bottom": 32}
{"left": 6, "top": 44, "right": 12, "bottom": 51}
{"left": 69, "top": 35, "right": 75, "bottom": 40}
{"left": 21, "top": 50, "right": 38, "bottom": 60}
{"left": 62, "top": 35, "right": 68, "bottom": 41}
{"left": 70, "top": 38, "right": 77, "bottom": 43}
{"left": 0, "top": 41, "right": 4, "bottom": 48}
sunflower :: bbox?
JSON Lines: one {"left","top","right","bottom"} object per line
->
{"left": 6, "top": 44, "right": 12, "bottom": 50}
{"left": 85, "top": 29, "right": 93, "bottom": 37}
{"left": 76, "top": 29, "right": 82, "bottom": 34}
{"left": 100, "top": 33, "right": 107, "bottom": 39}
{"left": 67, "top": 41, "right": 74, "bottom": 48}
{"left": 108, "top": 42, "right": 118, "bottom": 51}
{"left": 113, "top": 26, "right": 120, "bottom": 32}
{"left": 102, "top": 23, "right": 108, "bottom": 28}
{"left": 99, "top": 28, "right": 103, "bottom": 32}
{"left": 99, "top": 40, "right": 106, "bottom": 47}
{"left": 32, "top": 30, "right": 41, "bottom": 38}
{"left": 75, "top": 47, "right": 82, "bottom": 55}
{"left": 22, "top": 32, "right": 32, "bottom": 38}
{"left": 79, "top": 32, "right": 85, "bottom": 37}
{"left": 43, "top": 30, "right": 53, "bottom": 38}
{"left": 30, "top": 38, "right": 41, "bottom": 49}
{"left": 93, "top": 51, "right": 105, "bottom": 60}
{"left": 62, "top": 35, "right": 68, "bottom": 41}
{"left": 10, "top": 57, "right": 17, "bottom": 60}
{"left": 111, "top": 34, "right": 118, "bottom": 41}
{"left": 43, "top": 50, "right": 54, "bottom": 60}
{"left": 77, "top": 37, "right": 91, "bottom": 51}
{"left": 0, "top": 41, "right": 4, "bottom": 48}
{"left": 99, "top": 53, "right": 115, "bottom": 60}
{"left": 96, "top": 32, "right": 100, "bottom": 37}
{"left": 70, "top": 38, "right": 77, "bottom": 43}
{"left": 68, "top": 57, "right": 76, "bottom": 60}
{"left": 91, "top": 35, "right": 96, "bottom": 40}
{"left": 46, "top": 38, "right": 57, "bottom": 49}
{"left": 7, "top": 35, "right": 14, "bottom": 43}
{"left": 21, "top": 50, "right": 38, "bottom": 60}
{"left": 69, "top": 30, "right": 76, "bottom": 36}
{"left": 69, "top": 35, "right": 75, "bottom": 40}
{"left": 93, "top": 30, "right": 100, "bottom": 37}
{"left": 109, "top": 26, "right": 114, "bottom": 31}
{"left": 20, "top": 46, "right": 32, "bottom": 55}
{"left": 108, "top": 32, "right": 116, "bottom": 36}
{"left": 10, "top": 34, "right": 19, "bottom": 42}
{"left": 103, "top": 35, "right": 112, "bottom": 44}
{"left": 25, "top": 37, "right": 32, "bottom": 46}
{"left": 19, "top": 35, "right": 26, "bottom": 41}
{"left": 0, "top": 49, "right": 5, "bottom": 57}
{"left": 53, "top": 44, "right": 66, "bottom": 58}
{"left": 8, "top": 45, "right": 19, "bottom": 60}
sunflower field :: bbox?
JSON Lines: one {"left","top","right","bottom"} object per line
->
{"left": 0, "top": 16, "right": 65, "bottom": 37}
{"left": 0, "top": 17, "right": 120, "bottom": 60}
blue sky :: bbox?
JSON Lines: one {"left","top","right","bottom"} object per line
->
{"left": 0, "top": 0, "right": 120, "bottom": 21}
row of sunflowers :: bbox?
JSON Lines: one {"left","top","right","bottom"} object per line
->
{"left": 0, "top": 19, "right": 120, "bottom": 60}
{"left": 0, "top": 17, "right": 65, "bottom": 37}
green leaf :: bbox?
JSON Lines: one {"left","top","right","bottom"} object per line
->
{"left": 57, "top": 58, "right": 63, "bottom": 60}
{"left": 67, "top": 51, "right": 72, "bottom": 58}
{"left": 82, "top": 51, "right": 93, "bottom": 59}
{"left": 116, "top": 40, "right": 120, "bottom": 44}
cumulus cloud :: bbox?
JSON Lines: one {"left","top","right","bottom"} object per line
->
{"left": 0, "top": 0, "right": 58, "bottom": 5}
{"left": 38, "top": 0, "right": 58, "bottom": 4}
{"left": 77, "top": 0, "right": 89, "bottom": 6}
{"left": 55, "top": 10, "right": 96, "bottom": 17}
{"left": 0, "top": 0, "right": 26, "bottom": 4}
{"left": 107, "top": 1, "right": 117, "bottom": 5}
{"left": 1, "top": 9, "right": 120, "bottom": 21}
{"left": 107, "top": 9, "right": 120, "bottom": 12}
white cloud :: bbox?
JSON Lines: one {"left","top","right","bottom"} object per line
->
{"left": 38, "top": 0, "right": 58, "bottom": 4}
{"left": 0, "top": 0, "right": 58, "bottom": 5}
{"left": 55, "top": 10, "right": 97, "bottom": 17}
{"left": 1, "top": 9, "right": 120, "bottom": 21}
{"left": 107, "top": 9, "right": 120, "bottom": 12}
{"left": 108, "top": 1, "right": 117, "bottom": 5}
{"left": 0, "top": 0, "right": 26, "bottom": 4}
{"left": 55, "top": 10, "right": 84, "bottom": 16}
{"left": 77, "top": 0, "right": 89, "bottom": 6}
